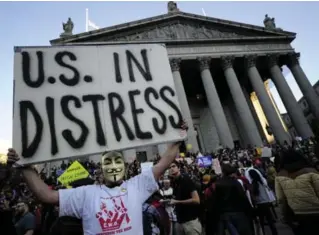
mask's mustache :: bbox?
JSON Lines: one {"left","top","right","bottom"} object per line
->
{"left": 106, "top": 168, "right": 123, "bottom": 174}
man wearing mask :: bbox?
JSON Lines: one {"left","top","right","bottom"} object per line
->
{"left": 7, "top": 122, "right": 187, "bottom": 235}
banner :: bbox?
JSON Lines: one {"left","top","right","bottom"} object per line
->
{"left": 13, "top": 44, "right": 185, "bottom": 164}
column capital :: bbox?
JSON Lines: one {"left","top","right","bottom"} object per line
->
{"left": 197, "top": 56, "right": 211, "bottom": 72}
{"left": 169, "top": 58, "right": 182, "bottom": 72}
{"left": 244, "top": 55, "right": 258, "bottom": 69}
{"left": 266, "top": 53, "right": 280, "bottom": 68}
{"left": 221, "top": 56, "right": 235, "bottom": 70}
{"left": 286, "top": 52, "right": 300, "bottom": 68}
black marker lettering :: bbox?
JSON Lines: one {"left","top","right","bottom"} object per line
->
{"left": 129, "top": 90, "right": 152, "bottom": 139}
{"left": 46, "top": 97, "right": 58, "bottom": 155}
{"left": 160, "top": 86, "right": 183, "bottom": 128}
{"left": 108, "top": 92, "right": 135, "bottom": 142}
{"left": 61, "top": 95, "right": 89, "bottom": 148}
{"left": 22, "top": 51, "right": 45, "bottom": 88}
{"left": 55, "top": 51, "right": 80, "bottom": 86}
{"left": 144, "top": 87, "right": 167, "bottom": 135}
{"left": 82, "top": 94, "right": 106, "bottom": 146}
{"left": 126, "top": 49, "right": 152, "bottom": 82}
{"left": 20, "top": 101, "right": 43, "bottom": 158}
{"left": 113, "top": 52, "right": 122, "bottom": 83}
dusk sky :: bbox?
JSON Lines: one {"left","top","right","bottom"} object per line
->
{"left": 0, "top": 1, "right": 318, "bottom": 152}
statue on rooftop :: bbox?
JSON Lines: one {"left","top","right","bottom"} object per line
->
{"left": 263, "top": 14, "right": 283, "bottom": 32}
{"left": 167, "top": 1, "right": 179, "bottom": 13}
{"left": 60, "top": 17, "right": 74, "bottom": 38}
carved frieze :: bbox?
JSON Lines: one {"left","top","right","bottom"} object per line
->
{"left": 197, "top": 57, "right": 211, "bottom": 72}
{"left": 167, "top": 43, "right": 293, "bottom": 58}
{"left": 108, "top": 22, "right": 242, "bottom": 41}
{"left": 169, "top": 58, "right": 181, "bottom": 72}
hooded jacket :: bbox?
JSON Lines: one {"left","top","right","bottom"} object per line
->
{"left": 276, "top": 162, "right": 319, "bottom": 216}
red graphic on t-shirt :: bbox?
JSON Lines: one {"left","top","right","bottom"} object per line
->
{"left": 96, "top": 195, "right": 131, "bottom": 232}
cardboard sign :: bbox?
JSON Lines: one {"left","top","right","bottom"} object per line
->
{"left": 13, "top": 44, "right": 185, "bottom": 164}
{"left": 212, "top": 158, "right": 222, "bottom": 175}
{"left": 58, "top": 160, "right": 89, "bottom": 186}
{"left": 261, "top": 147, "right": 272, "bottom": 158}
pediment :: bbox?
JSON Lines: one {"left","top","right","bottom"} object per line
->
{"left": 99, "top": 21, "right": 255, "bottom": 42}
{"left": 51, "top": 12, "right": 296, "bottom": 45}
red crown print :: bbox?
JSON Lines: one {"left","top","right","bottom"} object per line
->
{"left": 96, "top": 197, "right": 130, "bottom": 232}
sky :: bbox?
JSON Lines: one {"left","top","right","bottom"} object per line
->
{"left": 0, "top": 1, "right": 318, "bottom": 152}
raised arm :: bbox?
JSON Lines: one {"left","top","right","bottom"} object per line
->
{"left": 152, "top": 142, "right": 181, "bottom": 181}
{"left": 7, "top": 148, "right": 59, "bottom": 204}
{"left": 152, "top": 121, "right": 188, "bottom": 181}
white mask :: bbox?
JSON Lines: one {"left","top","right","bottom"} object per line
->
{"left": 101, "top": 152, "right": 125, "bottom": 183}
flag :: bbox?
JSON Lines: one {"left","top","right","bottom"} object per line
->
{"left": 88, "top": 19, "right": 100, "bottom": 30}
{"left": 86, "top": 8, "right": 100, "bottom": 32}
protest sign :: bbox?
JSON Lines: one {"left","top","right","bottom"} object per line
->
{"left": 212, "top": 158, "right": 222, "bottom": 175}
{"left": 13, "top": 44, "right": 185, "bottom": 164}
{"left": 58, "top": 160, "right": 89, "bottom": 186}
{"left": 261, "top": 146, "right": 272, "bottom": 158}
{"left": 196, "top": 155, "right": 212, "bottom": 167}
{"left": 141, "top": 162, "right": 153, "bottom": 172}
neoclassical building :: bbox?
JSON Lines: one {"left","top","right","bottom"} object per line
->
{"left": 51, "top": 2, "right": 319, "bottom": 161}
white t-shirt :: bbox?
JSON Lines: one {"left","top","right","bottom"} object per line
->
{"left": 59, "top": 168, "right": 158, "bottom": 235}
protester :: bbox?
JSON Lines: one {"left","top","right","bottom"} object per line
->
{"left": 248, "top": 169, "right": 278, "bottom": 235}
{"left": 213, "top": 164, "right": 254, "bottom": 235}
{"left": 275, "top": 148, "right": 319, "bottom": 234}
{"left": 168, "top": 160, "right": 201, "bottom": 235}
{"left": 13, "top": 201, "right": 36, "bottom": 235}
{"left": 1, "top": 135, "right": 318, "bottom": 235}
{"left": 6, "top": 121, "right": 187, "bottom": 235}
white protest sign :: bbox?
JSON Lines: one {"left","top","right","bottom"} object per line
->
{"left": 212, "top": 158, "right": 222, "bottom": 175}
{"left": 261, "top": 146, "right": 272, "bottom": 158}
{"left": 141, "top": 162, "right": 154, "bottom": 173}
{"left": 13, "top": 44, "right": 185, "bottom": 164}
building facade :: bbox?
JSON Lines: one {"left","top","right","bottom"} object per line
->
{"left": 281, "top": 80, "right": 319, "bottom": 138}
{"left": 51, "top": 2, "right": 319, "bottom": 161}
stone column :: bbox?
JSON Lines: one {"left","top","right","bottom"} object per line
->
{"left": 287, "top": 52, "right": 319, "bottom": 119}
{"left": 268, "top": 54, "right": 313, "bottom": 139}
{"left": 198, "top": 57, "right": 234, "bottom": 148}
{"left": 169, "top": 58, "right": 199, "bottom": 152}
{"left": 245, "top": 55, "right": 290, "bottom": 144}
{"left": 221, "top": 56, "right": 263, "bottom": 147}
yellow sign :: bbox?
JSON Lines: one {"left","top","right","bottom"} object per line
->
{"left": 256, "top": 147, "right": 262, "bottom": 156}
{"left": 58, "top": 161, "right": 89, "bottom": 186}
{"left": 186, "top": 144, "right": 192, "bottom": 151}
{"left": 0, "top": 153, "right": 7, "bottom": 164}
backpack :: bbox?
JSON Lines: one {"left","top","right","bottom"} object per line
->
{"left": 142, "top": 204, "right": 161, "bottom": 235}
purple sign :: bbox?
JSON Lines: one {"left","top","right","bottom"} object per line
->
{"left": 196, "top": 155, "right": 212, "bottom": 167}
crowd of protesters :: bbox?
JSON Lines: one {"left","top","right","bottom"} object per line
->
{"left": 1, "top": 137, "right": 319, "bottom": 235}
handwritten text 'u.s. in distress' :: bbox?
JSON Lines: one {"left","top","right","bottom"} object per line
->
{"left": 18, "top": 48, "right": 182, "bottom": 158}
